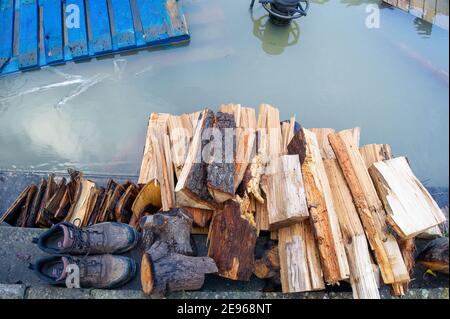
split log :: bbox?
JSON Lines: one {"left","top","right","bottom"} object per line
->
{"left": 328, "top": 129, "right": 410, "bottom": 286}
{"left": 360, "top": 143, "right": 415, "bottom": 295}
{"left": 309, "top": 128, "right": 336, "bottom": 160}
{"left": 220, "top": 104, "right": 257, "bottom": 191}
{"left": 207, "top": 112, "right": 236, "bottom": 203}
{"left": 0, "top": 185, "right": 33, "bottom": 225}
{"left": 369, "top": 157, "right": 447, "bottom": 239}
{"left": 95, "top": 180, "right": 118, "bottom": 223}
{"left": 141, "top": 241, "right": 218, "bottom": 297}
{"left": 151, "top": 131, "right": 175, "bottom": 211}
{"left": 208, "top": 200, "right": 257, "bottom": 281}
{"left": 252, "top": 104, "right": 283, "bottom": 232}
{"left": 262, "top": 155, "right": 309, "bottom": 229}
{"left": 51, "top": 181, "right": 71, "bottom": 222}
{"left": 25, "top": 178, "right": 47, "bottom": 228}
{"left": 86, "top": 187, "right": 105, "bottom": 226}
{"left": 360, "top": 144, "right": 393, "bottom": 169}
{"left": 35, "top": 175, "right": 58, "bottom": 227}
{"left": 114, "top": 184, "right": 139, "bottom": 224}
{"left": 278, "top": 222, "right": 325, "bottom": 293}
{"left": 183, "top": 207, "right": 213, "bottom": 228}
{"left": 138, "top": 113, "right": 170, "bottom": 184}
{"left": 99, "top": 184, "right": 125, "bottom": 223}
{"left": 288, "top": 128, "right": 349, "bottom": 283}
{"left": 167, "top": 113, "right": 194, "bottom": 178}
{"left": 140, "top": 208, "right": 194, "bottom": 255}
{"left": 281, "top": 117, "right": 296, "bottom": 153}
{"left": 64, "top": 175, "right": 97, "bottom": 227}
{"left": 17, "top": 185, "right": 37, "bottom": 227}
{"left": 324, "top": 159, "right": 380, "bottom": 299}
{"left": 130, "top": 181, "right": 162, "bottom": 228}
{"left": 175, "top": 109, "right": 216, "bottom": 209}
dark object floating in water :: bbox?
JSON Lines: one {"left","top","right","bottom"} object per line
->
{"left": 250, "top": 0, "right": 309, "bottom": 25}
{"left": 417, "top": 237, "right": 449, "bottom": 275}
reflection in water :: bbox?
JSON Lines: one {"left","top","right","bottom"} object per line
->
{"left": 252, "top": 14, "right": 300, "bottom": 55}
{"left": 414, "top": 17, "right": 433, "bottom": 38}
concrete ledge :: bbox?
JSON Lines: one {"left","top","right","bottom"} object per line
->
{"left": 0, "top": 284, "right": 26, "bottom": 299}
{"left": 1, "top": 285, "right": 447, "bottom": 299}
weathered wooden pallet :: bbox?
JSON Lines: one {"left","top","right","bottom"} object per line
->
{"left": 0, "top": 0, "right": 189, "bottom": 76}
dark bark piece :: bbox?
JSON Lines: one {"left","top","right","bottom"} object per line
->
{"left": 53, "top": 187, "right": 71, "bottom": 222}
{"left": 0, "top": 185, "right": 32, "bottom": 225}
{"left": 36, "top": 175, "right": 59, "bottom": 227}
{"left": 286, "top": 127, "right": 307, "bottom": 165}
{"left": 115, "top": 184, "right": 139, "bottom": 224}
{"left": 254, "top": 244, "right": 280, "bottom": 280}
{"left": 208, "top": 200, "right": 257, "bottom": 281}
{"left": 417, "top": 237, "right": 449, "bottom": 275}
{"left": 140, "top": 208, "right": 194, "bottom": 255}
{"left": 207, "top": 112, "right": 236, "bottom": 203}
{"left": 87, "top": 187, "right": 105, "bottom": 226}
{"left": 175, "top": 109, "right": 216, "bottom": 209}
{"left": 99, "top": 184, "right": 125, "bottom": 223}
{"left": 25, "top": 178, "right": 47, "bottom": 228}
{"left": 141, "top": 241, "right": 218, "bottom": 297}
{"left": 17, "top": 185, "right": 38, "bottom": 227}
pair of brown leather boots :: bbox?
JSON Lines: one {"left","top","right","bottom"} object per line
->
{"left": 32, "top": 222, "right": 139, "bottom": 289}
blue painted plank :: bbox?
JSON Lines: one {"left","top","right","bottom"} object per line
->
{"left": 86, "top": 0, "right": 112, "bottom": 55}
{"left": 0, "top": 0, "right": 15, "bottom": 71}
{"left": 136, "top": 0, "right": 170, "bottom": 43}
{"left": 40, "top": 0, "right": 64, "bottom": 65}
{"left": 18, "top": 0, "right": 39, "bottom": 69}
{"left": 64, "top": 0, "right": 88, "bottom": 60}
{"left": 109, "top": 0, "right": 136, "bottom": 50}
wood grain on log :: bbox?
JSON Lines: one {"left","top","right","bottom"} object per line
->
{"left": 130, "top": 181, "right": 162, "bottom": 228}
{"left": 208, "top": 200, "right": 257, "bottom": 281}
{"left": 141, "top": 241, "right": 217, "bottom": 297}
{"left": 0, "top": 185, "right": 33, "bottom": 225}
{"left": 278, "top": 222, "right": 325, "bottom": 293}
{"left": 288, "top": 128, "right": 349, "bottom": 283}
{"left": 25, "top": 178, "right": 47, "bottom": 228}
{"left": 262, "top": 155, "right": 309, "bottom": 229}
{"left": 328, "top": 130, "right": 409, "bottom": 285}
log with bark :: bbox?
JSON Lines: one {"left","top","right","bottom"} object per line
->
{"left": 141, "top": 241, "right": 218, "bottom": 297}
{"left": 219, "top": 104, "right": 257, "bottom": 192}
{"left": 35, "top": 174, "right": 58, "bottom": 227}
{"left": 140, "top": 208, "right": 194, "bottom": 255}
{"left": 25, "top": 178, "right": 47, "bottom": 228}
{"left": 207, "top": 111, "right": 236, "bottom": 203}
{"left": 114, "top": 184, "right": 139, "bottom": 224}
{"left": 130, "top": 181, "right": 162, "bottom": 228}
{"left": 175, "top": 109, "right": 216, "bottom": 209}
{"left": 17, "top": 184, "right": 37, "bottom": 227}
{"left": 208, "top": 200, "right": 257, "bottom": 281}
{"left": 64, "top": 174, "right": 97, "bottom": 227}
{"left": 328, "top": 129, "right": 410, "bottom": 287}
{"left": 288, "top": 128, "right": 349, "bottom": 284}
{"left": 0, "top": 185, "right": 33, "bottom": 225}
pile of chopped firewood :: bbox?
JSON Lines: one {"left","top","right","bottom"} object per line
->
{"left": 0, "top": 169, "right": 148, "bottom": 229}
{"left": 1, "top": 103, "right": 447, "bottom": 299}
{"left": 135, "top": 104, "right": 446, "bottom": 298}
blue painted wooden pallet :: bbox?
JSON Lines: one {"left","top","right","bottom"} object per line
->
{"left": 0, "top": 0, "right": 189, "bottom": 76}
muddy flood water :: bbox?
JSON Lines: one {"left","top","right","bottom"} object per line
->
{"left": 0, "top": 0, "right": 448, "bottom": 188}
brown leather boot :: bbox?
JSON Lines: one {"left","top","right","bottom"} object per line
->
{"left": 36, "top": 222, "right": 139, "bottom": 255}
{"left": 33, "top": 254, "right": 137, "bottom": 289}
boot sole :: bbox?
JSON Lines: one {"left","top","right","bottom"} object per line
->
{"left": 107, "top": 257, "right": 138, "bottom": 289}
